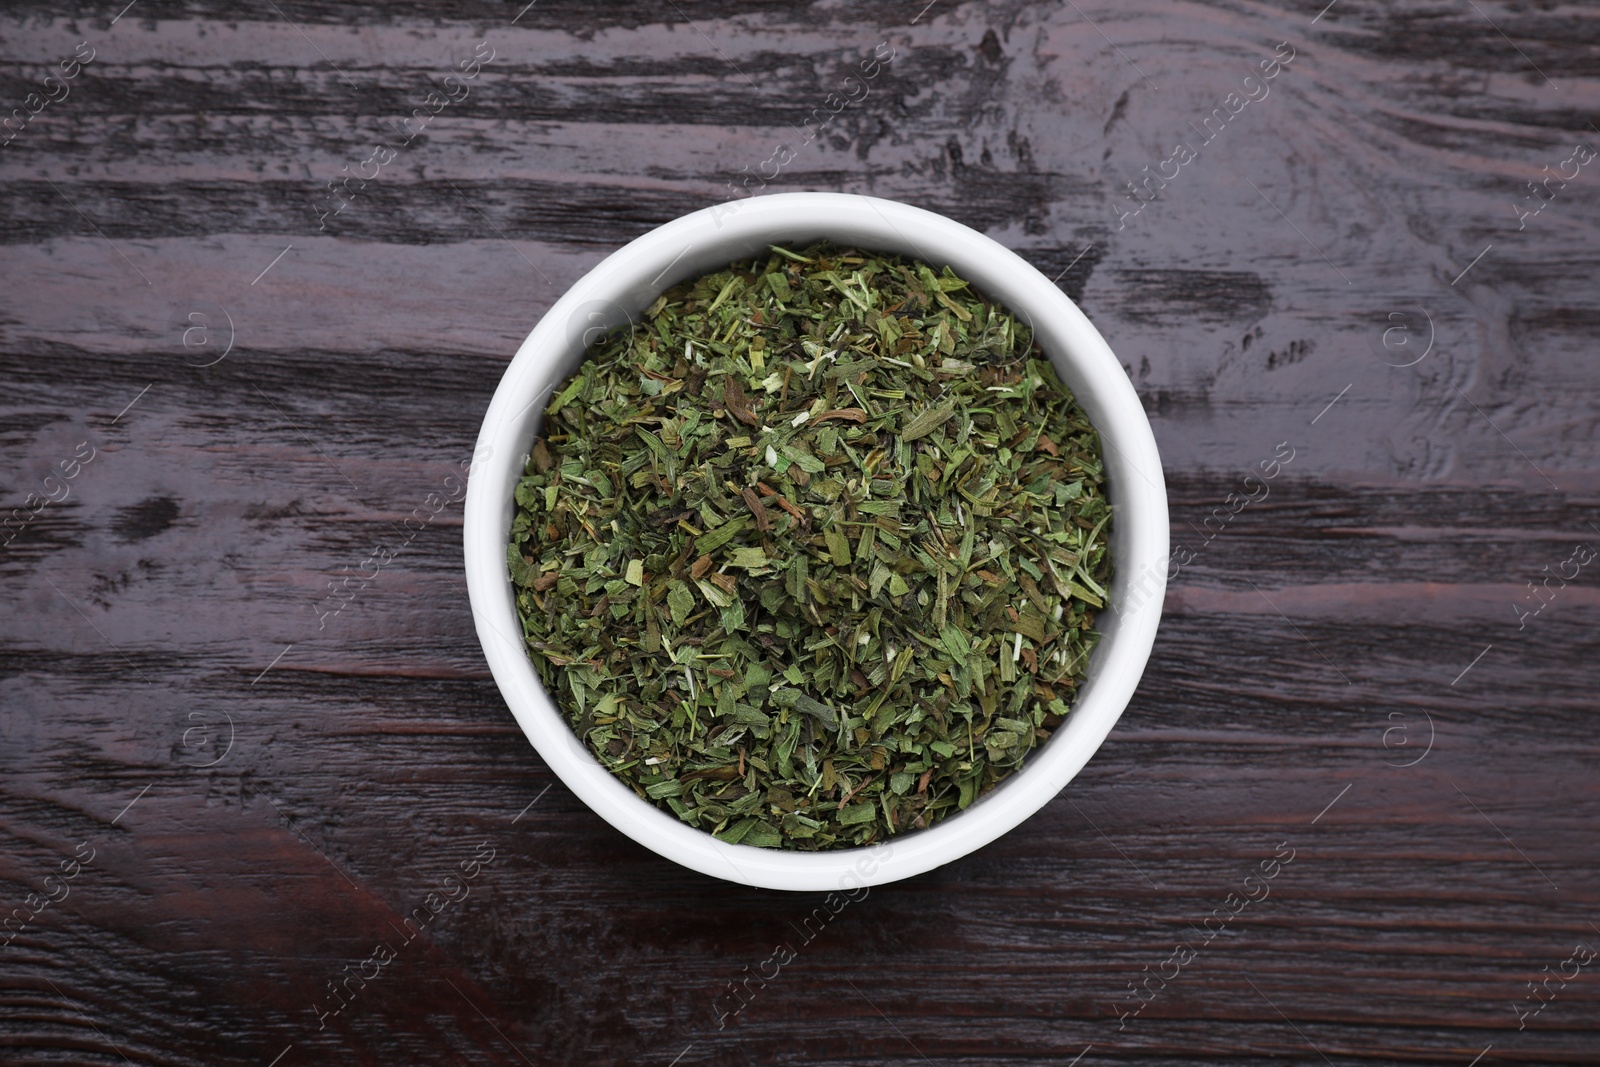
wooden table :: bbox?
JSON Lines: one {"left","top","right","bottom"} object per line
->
{"left": 3, "top": 1, "right": 1597, "bottom": 1063}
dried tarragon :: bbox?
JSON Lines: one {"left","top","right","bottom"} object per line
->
{"left": 508, "top": 242, "right": 1111, "bottom": 850}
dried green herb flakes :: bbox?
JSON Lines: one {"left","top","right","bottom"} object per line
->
{"left": 509, "top": 242, "right": 1111, "bottom": 850}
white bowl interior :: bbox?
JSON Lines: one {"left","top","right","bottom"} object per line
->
{"left": 464, "top": 192, "right": 1167, "bottom": 891}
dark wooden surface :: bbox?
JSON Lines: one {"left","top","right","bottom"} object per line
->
{"left": 3, "top": 1, "right": 1598, "bottom": 1064}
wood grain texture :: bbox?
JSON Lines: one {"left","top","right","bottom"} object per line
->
{"left": 2, "top": 0, "right": 1598, "bottom": 1063}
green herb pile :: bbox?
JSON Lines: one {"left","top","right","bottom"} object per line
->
{"left": 508, "top": 242, "right": 1111, "bottom": 850}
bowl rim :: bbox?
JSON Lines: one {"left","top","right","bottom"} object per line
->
{"left": 464, "top": 191, "right": 1168, "bottom": 892}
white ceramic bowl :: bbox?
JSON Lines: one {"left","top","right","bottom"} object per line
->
{"left": 464, "top": 192, "right": 1167, "bottom": 892}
